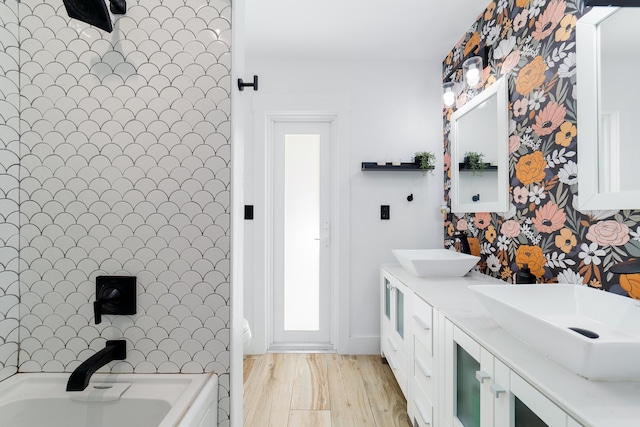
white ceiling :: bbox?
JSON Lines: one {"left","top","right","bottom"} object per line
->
{"left": 244, "top": 0, "right": 489, "bottom": 62}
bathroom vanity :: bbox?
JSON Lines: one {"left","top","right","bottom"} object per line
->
{"left": 381, "top": 264, "right": 640, "bottom": 427}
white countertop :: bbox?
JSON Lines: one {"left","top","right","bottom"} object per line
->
{"left": 382, "top": 264, "right": 640, "bottom": 427}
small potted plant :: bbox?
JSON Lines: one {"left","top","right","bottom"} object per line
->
{"left": 414, "top": 151, "right": 436, "bottom": 175}
{"left": 463, "top": 151, "right": 486, "bottom": 173}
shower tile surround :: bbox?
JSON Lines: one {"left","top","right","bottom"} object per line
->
{"left": 0, "top": 0, "right": 231, "bottom": 423}
{"left": 443, "top": 0, "right": 640, "bottom": 297}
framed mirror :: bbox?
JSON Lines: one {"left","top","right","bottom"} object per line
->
{"left": 451, "top": 76, "right": 509, "bottom": 213}
{"left": 577, "top": 7, "right": 640, "bottom": 209}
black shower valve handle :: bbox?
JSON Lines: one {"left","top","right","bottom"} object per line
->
{"left": 94, "top": 288, "right": 121, "bottom": 325}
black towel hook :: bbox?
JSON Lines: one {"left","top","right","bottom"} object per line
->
{"left": 238, "top": 75, "right": 259, "bottom": 91}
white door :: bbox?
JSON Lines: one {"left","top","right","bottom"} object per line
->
{"left": 270, "top": 120, "right": 333, "bottom": 351}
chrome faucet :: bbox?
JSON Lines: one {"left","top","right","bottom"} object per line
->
{"left": 66, "top": 340, "right": 126, "bottom": 391}
{"left": 446, "top": 231, "right": 471, "bottom": 255}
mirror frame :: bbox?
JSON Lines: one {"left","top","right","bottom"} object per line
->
{"left": 577, "top": 6, "right": 640, "bottom": 209}
{"left": 451, "top": 76, "right": 509, "bottom": 213}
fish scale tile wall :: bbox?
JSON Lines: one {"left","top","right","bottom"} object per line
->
{"left": 1, "top": 0, "right": 231, "bottom": 423}
{"left": 0, "top": 0, "right": 20, "bottom": 384}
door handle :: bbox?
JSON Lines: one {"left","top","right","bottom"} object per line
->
{"left": 475, "top": 370, "right": 491, "bottom": 384}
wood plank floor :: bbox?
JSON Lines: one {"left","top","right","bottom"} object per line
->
{"left": 243, "top": 354, "right": 412, "bottom": 427}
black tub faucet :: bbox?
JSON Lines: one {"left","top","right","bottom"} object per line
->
{"left": 446, "top": 231, "right": 471, "bottom": 255}
{"left": 66, "top": 340, "right": 126, "bottom": 392}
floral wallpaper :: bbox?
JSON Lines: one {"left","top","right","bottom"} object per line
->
{"left": 443, "top": 0, "right": 640, "bottom": 298}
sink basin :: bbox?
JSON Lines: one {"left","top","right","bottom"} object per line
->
{"left": 392, "top": 249, "right": 480, "bottom": 277}
{"left": 470, "top": 284, "right": 640, "bottom": 380}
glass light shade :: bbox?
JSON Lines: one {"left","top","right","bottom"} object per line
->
{"left": 443, "top": 81, "right": 456, "bottom": 107}
{"left": 463, "top": 56, "right": 483, "bottom": 87}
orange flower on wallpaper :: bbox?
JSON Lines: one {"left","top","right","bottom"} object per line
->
{"left": 516, "top": 0, "right": 530, "bottom": 7}
{"left": 555, "top": 121, "right": 577, "bottom": 147}
{"left": 531, "top": 0, "right": 566, "bottom": 41}
{"left": 446, "top": 51, "right": 453, "bottom": 65}
{"left": 556, "top": 14, "right": 577, "bottom": 42}
{"left": 620, "top": 274, "right": 640, "bottom": 299}
{"left": 485, "top": 225, "right": 497, "bottom": 243}
{"left": 516, "top": 151, "right": 547, "bottom": 185}
{"left": 532, "top": 201, "right": 566, "bottom": 233}
{"left": 555, "top": 228, "right": 577, "bottom": 254}
{"left": 515, "top": 245, "right": 546, "bottom": 277}
{"left": 475, "top": 212, "right": 491, "bottom": 229}
{"left": 468, "top": 237, "right": 481, "bottom": 257}
{"left": 532, "top": 102, "right": 566, "bottom": 136}
{"left": 485, "top": 2, "right": 496, "bottom": 20}
{"left": 464, "top": 32, "right": 481, "bottom": 56}
{"left": 515, "top": 56, "right": 547, "bottom": 96}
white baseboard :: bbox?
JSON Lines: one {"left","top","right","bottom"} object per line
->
{"left": 347, "top": 336, "right": 380, "bottom": 355}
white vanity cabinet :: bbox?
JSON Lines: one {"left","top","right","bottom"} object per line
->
{"left": 380, "top": 269, "right": 412, "bottom": 397}
{"left": 444, "top": 321, "right": 583, "bottom": 427}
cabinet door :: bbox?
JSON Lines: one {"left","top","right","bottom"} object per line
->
{"left": 493, "top": 358, "right": 571, "bottom": 427}
{"left": 380, "top": 270, "right": 410, "bottom": 397}
{"left": 444, "top": 322, "right": 495, "bottom": 427}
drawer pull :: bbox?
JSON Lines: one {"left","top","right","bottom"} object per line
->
{"left": 387, "top": 338, "right": 397, "bottom": 352}
{"left": 475, "top": 370, "right": 490, "bottom": 384}
{"left": 490, "top": 383, "right": 506, "bottom": 398}
{"left": 416, "top": 359, "right": 431, "bottom": 378}
{"left": 413, "top": 315, "right": 430, "bottom": 331}
{"left": 413, "top": 398, "right": 431, "bottom": 425}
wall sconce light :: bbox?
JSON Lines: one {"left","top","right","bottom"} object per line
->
{"left": 463, "top": 56, "right": 483, "bottom": 87}
{"left": 443, "top": 81, "right": 456, "bottom": 107}
{"left": 441, "top": 46, "right": 491, "bottom": 107}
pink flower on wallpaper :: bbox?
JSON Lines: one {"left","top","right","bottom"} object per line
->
{"left": 587, "top": 220, "right": 630, "bottom": 247}
{"left": 444, "top": 152, "right": 451, "bottom": 171}
{"left": 512, "top": 186, "right": 528, "bottom": 204}
{"left": 532, "top": 201, "right": 566, "bottom": 233}
{"left": 513, "top": 9, "right": 529, "bottom": 32}
{"left": 500, "top": 50, "right": 520, "bottom": 75}
{"left": 531, "top": 0, "right": 566, "bottom": 41}
{"left": 512, "top": 98, "right": 528, "bottom": 118}
{"left": 509, "top": 135, "right": 521, "bottom": 154}
{"left": 532, "top": 102, "right": 566, "bottom": 136}
{"left": 457, "top": 218, "right": 468, "bottom": 231}
{"left": 475, "top": 212, "right": 491, "bottom": 229}
{"left": 501, "top": 220, "right": 521, "bottom": 238}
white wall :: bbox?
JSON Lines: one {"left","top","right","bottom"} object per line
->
{"left": 243, "top": 57, "right": 445, "bottom": 353}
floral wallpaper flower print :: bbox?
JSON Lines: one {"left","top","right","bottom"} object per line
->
{"left": 443, "top": 0, "right": 640, "bottom": 298}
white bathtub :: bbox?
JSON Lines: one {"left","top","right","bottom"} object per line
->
{"left": 0, "top": 373, "right": 218, "bottom": 427}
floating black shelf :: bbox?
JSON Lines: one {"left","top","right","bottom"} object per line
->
{"left": 361, "top": 162, "right": 433, "bottom": 171}
{"left": 458, "top": 163, "right": 498, "bottom": 171}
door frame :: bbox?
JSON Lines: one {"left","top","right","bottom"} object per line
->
{"left": 269, "top": 119, "right": 333, "bottom": 351}
{"left": 266, "top": 113, "right": 338, "bottom": 352}
{"left": 249, "top": 94, "right": 351, "bottom": 355}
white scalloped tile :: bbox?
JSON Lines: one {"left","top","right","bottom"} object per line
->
{"left": 4, "top": 0, "right": 231, "bottom": 420}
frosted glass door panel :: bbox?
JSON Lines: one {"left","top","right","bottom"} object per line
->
{"left": 284, "top": 134, "right": 320, "bottom": 331}
{"left": 395, "top": 288, "right": 404, "bottom": 339}
{"left": 384, "top": 278, "right": 391, "bottom": 320}
{"left": 456, "top": 344, "right": 481, "bottom": 427}
{"left": 514, "top": 397, "right": 548, "bottom": 427}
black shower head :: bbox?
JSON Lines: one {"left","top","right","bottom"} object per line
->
{"left": 62, "top": 0, "right": 113, "bottom": 33}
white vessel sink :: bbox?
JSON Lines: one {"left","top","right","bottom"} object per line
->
{"left": 392, "top": 249, "right": 480, "bottom": 277}
{"left": 470, "top": 284, "right": 640, "bottom": 380}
